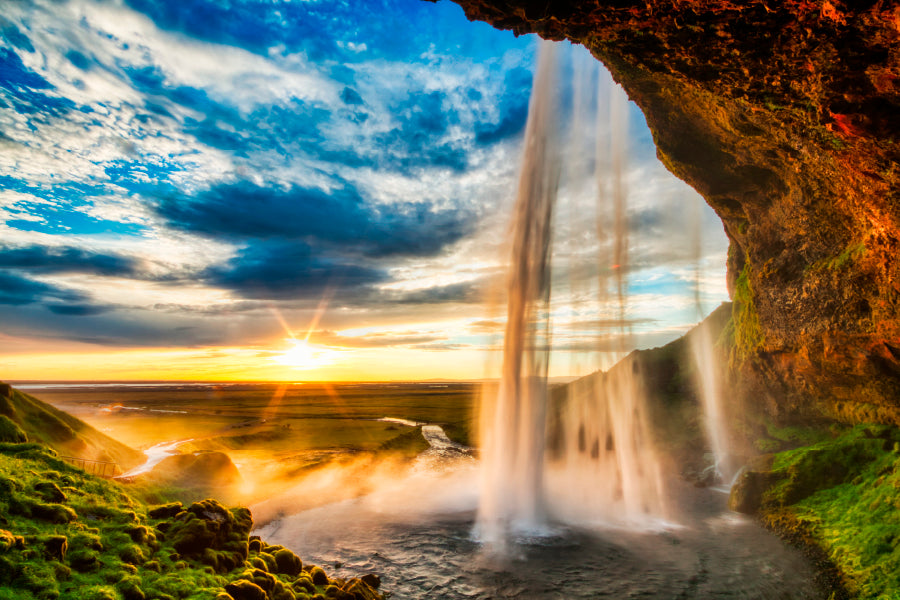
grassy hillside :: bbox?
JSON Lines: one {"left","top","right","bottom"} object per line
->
{"left": 0, "top": 432, "right": 383, "bottom": 600}
{"left": 0, "top": 383, "right": 144, "bottom": 471}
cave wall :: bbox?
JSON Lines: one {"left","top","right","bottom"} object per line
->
{"left": 439, "top": 0, "right": 900, "bottom": 423}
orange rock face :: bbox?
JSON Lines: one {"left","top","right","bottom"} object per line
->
{"left": 441, "top": 0, "right": 900, "bottom": 421}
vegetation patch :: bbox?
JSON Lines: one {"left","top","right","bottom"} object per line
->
{"left": 731, "top": 424, "right": 900, "bottom": 598}
{"left": 0, "top": 438, "right": 385, "bottom": 600}
{"left": 731, "top": 263, "right": 764, "bottom": 361}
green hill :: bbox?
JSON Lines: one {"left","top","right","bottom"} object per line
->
{"left": 0, "top": 383, "right": 144, "bottom": 472}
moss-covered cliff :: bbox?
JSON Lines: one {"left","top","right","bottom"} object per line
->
{"left": 438, "top": 0, "right": 900, "bottom": 423}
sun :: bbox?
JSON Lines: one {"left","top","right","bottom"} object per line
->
{"left": 272, "top": 339, "right": 336, "bottom": 370}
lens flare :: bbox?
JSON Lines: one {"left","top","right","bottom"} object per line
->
{"left": 273, "top": 339, "right": 336, "bottom": 370}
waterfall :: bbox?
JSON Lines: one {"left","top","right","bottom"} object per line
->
{"left": 475, "top": 39, "right": 560, "bottom": 549}
{"left": 477, "top": 42, "right": 670, "bottom": 551}
{"left": 690, "top": 320, "right": 734, "bottom": 483}
{"left": 544, "top": 65, "right": 667, "bottom": 527}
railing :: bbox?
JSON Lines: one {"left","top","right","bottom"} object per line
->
{"left": 59, "top": 456, "right": 121, "bottom": 478}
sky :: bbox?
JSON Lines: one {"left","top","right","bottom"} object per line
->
{"left": 0, "top": 0, "right": 730, "bottom": 382}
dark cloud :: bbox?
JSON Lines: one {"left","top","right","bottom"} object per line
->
{"left": 389, "top": 280, "right": 486, "bottom": 305}
{"left": 157, "top": 180, "right": 475, "bottom": 258}
{"left": 0, "top": 272, "right": 86, "bottom": 306}
{"left": 46, "top": 303, "right": 111, "bottom": 316}
{"left": 0, "top": 246, "right": 142, "bottom": 277}
{"left": 310, "top": 329, "right": 445, "bottom": 349}
{"left": 205, "top": 241, "right": 385, "bottom": 301}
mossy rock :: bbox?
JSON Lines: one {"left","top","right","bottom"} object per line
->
{"left": 41, "top": 535, "right": 67, "bottom": 561}
{"left": 34, "top": 481, "right": 66, "bottom": 503}
{"left": 342, "top": 578, "right": 381, "bottom": 600}
{"left": 119, "top": 543, "right": 145, "bottom": 565}
{"left": 293, "top": 577, "right": 315, "bottom": 594}
{"left": 166, "top": 499, "right": 251, "bottom": 573}
{"left": 273, "top": 548, "right": 303, "bottom": 576}
{"left": 28, "top": 501, "right": 78, "bottom": 523}
{"left": 118, "top": 576, "right": 147, "bottom": 600}
{"left": 729, "top": 469, "right": 775, "bottom": 514}
{"left": 257, "top": 551, "right": 277, "bottom": 572}
{"left": 148, "top": 502, "right": 184, "bottom": 520}
{"left": 0, "top": 415, "right": 27, "bottom": 444}
{"left": 0, "top": 529, "right": 25, "bottom": 553}
{"left": 307, "top": 565, "right": 329, "bottom": 586}
{"left": 224, "top": 579, "right": 268, "bottom": 600}
{"left": 68, "top": 548, "right": 101, "bottom": 572}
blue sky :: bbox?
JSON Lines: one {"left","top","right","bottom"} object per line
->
{"left": 0, "top": 0, "right": 728, "bottom": 380}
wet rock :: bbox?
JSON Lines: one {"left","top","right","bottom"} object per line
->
{"left": 729, "top": 469, "right": 773, "bottom": 515}
{"left": 360, "top": 574, "right": 381, "bottom": 590}
{"left": 342, "top": 578, "right": 381, "bottom": 600}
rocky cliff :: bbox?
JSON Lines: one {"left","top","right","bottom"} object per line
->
{"left": 440, "top": 0, "right": 900, "bottom": 423}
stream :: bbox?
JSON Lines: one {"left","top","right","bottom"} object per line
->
{"left": 254, "top": 425, "right": 822, "bottom": 599}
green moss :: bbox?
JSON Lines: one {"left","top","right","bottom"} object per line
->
{"left": 731, "top": 262, "right": 763, "bottom": 360}
{"left": 0, "top": 417, "right": 27, "bottom": 444}
{"left": 806, "top": 242, "right": 867, "bottom": 275}
{"left": 0, "top": 416, "right": 383, "bottom": 600}
{"left": 756, "top": 425, "right": 900, "bottom": 598}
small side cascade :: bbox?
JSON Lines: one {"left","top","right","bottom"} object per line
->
{"left": 690, "top": 318, "right": 735, "bottom": 484}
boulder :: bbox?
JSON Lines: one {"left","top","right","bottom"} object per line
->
{"left": 225, "top": 580, "right": 267, "bottom": 600}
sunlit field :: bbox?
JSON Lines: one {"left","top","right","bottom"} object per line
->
{"left": 24, "top": 382, "right": 478, "bottom": 505}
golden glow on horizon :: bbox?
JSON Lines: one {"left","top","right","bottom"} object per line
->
{"left": 272, "top": 339, "right": 338, "bottom": 370}
{"left": 0, "top": 337, "right": 493, "bottom": 382}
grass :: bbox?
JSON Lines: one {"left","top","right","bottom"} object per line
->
{"left": 0, "top": 439, "right": 383, "bottom": 600}
{"left": 1, "top": 389, "right": 144, "bottom": 470}
{"left": 753, "top": 424, "right": 900, "bottom": 598}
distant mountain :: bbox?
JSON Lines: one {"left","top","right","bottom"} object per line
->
{"left": 0, "top": 382, "right": 144, "bottom": 470}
